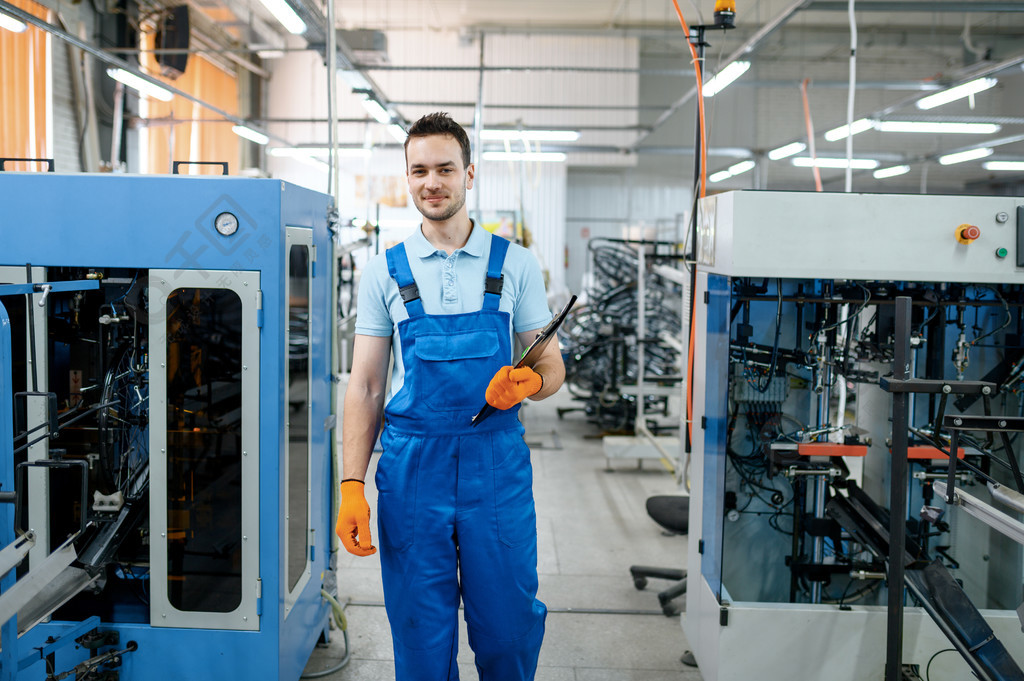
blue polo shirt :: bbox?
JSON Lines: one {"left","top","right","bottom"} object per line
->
{"left": 354, "top": 223, "right": 553, "bottom": 402}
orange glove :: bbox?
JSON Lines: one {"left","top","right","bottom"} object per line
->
{"left": 485, "top": 366, "right": 543, "bottom": 410}
{"left": 335, "top": 479, "right": 376, "bottom": 557}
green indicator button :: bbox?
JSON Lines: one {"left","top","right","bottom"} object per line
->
{"left": 996, "top": 247, "right": 1009, "bottom": 258}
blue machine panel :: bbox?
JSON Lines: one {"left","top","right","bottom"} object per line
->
{"left": 701, "top": 273, "right": 731, "bottom": 599}
{"left": 0, "top": 173, "right": 336, "bottom": 681}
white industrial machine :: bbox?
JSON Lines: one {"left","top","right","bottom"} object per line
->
{"left": 685, "top": 191, "right": 1024, "bottom": 681}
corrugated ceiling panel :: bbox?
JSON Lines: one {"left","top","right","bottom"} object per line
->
{"left": 375, "top": 31, "right": 640, "bottom": 161}
{"left": 477, "top": 159, "right": 568, "bottom": 296}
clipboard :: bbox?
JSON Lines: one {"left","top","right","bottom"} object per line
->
{"left": 471, "top": 294, "right": 577, "bottom": 426}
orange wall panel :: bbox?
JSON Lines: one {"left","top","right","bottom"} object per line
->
{"left": 141, "top": 28, "right": 239, "bottom": 174}
{"left": 0, "top": 0, "right": 50, "bottom": 170}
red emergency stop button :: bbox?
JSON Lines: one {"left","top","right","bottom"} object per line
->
{"left": 956, "top": 223, "right": 981, "bottom": 244}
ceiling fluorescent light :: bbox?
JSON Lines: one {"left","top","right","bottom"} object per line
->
{"left": 482, "top": 151, "right": 567, "bottom": 162}
{"left": 728, "top": 160, "right": 755, "bottom": 175}
{"left": 873, "top": 165, "right": 910, "bottom": 179}
{"left": 298, "top": 157, "right": 330, "bottom": 171}
{"left": 269, "top": 147, "right": 371, "bottom": 159}
{"left": 709, "top": 159, "right": 755, "bottom": 183}
{"left": 768, "top": 142, "right": 806, "bottom": 160}
{"left": 916, "top": 77, "right": 998, "bottom": 110}
{"left": 106, "top": 68, "right": 173, "bottom": 102}
{"left": 359, "top": 95, "right": 393, "bottom": 125}
{"left": 255, "top": 0, "right": 306, "bottom": 34}
{"left": 984, "top": 161, "right": 1024, "bottom": 171}
{"left": 232, "top": 125, "right": 269, "bottom": 145}
{"left": 876, "top": 121, "right": 1001, "bottom": 134}
{"left": 388, "top": 124, "right": 407, "bottom": 143}
{"left": 0, "top": 10, "right": 27, "bottom": 32}
{"left": 793, "top": 157, "right": 879, "bottom": 169}
{"left": 824, "top": 118, "right": 874, "bottom": 142}
{"left": 481, "top": 130, "right": 581, "bottom": 142}
{"left": 339, "top": 70, "right": 372, "bottom": 92}
{"left": 256, "top": 49, "right": 286, "bottom": 59}
{"left": 703, "top": 61, "right": 750, "bottom": 97}
{"left": 938, "top": 147, "right": 993, "bottom": 165}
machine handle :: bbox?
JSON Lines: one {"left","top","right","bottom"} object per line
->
{"left": 172, "top": 160, "right": 228, "bottom": 175}
{"left": 0, "top": 157, "right": 55, "bottom": 172}
{"left": 15, "top": 457, "right": 89, "bottom": 539}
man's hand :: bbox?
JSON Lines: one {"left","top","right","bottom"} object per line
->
{"left": 485, "top": 366, "right": 543, "bottom": 410}
{"left": 336, "top": 480, "right": 377, "bottom": 556}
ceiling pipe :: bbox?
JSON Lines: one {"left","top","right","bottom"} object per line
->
{"left": 632, "top": 0, "right": 814, "bottom": 150}
{"left": 872, "top": 51, "right": 1024, "bottom": 120}
{"left": 189, "top": 30, "right": 270, "bottom": 79}
{"left": 293, "top": 0, "right": 406, "bottom": 129}
{"left": 0, "top": 0, "right": 293, "bottom": 146}
{"left": 762, "top": 49, "right": 1024, "bottom": 160}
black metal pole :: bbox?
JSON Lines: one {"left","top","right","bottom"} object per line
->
{"left": 690, "top": 26, "right": 706, "bottom": 225}
{"left": 684, "top": 26, "right": 706, "bottom": 456}
{"left": 886, "top": 296, "right": 912, "bottom": 681}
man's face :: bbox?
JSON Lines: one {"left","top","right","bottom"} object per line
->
{"left": 406, "top": 134, "right": 474, "bottom": 223}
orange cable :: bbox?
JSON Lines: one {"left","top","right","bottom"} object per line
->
{"left": 670, "top": 0, "right": 707, "bottom": 199}
{"left": 669, "top": 0, "right": 705, "bottom": 450}
{"left": 800, "top": 78, "right": 823, "bottom": 192}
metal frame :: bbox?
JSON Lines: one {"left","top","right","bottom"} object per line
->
{"left": 0, "top": 267, "right": 50, "bottom": 574}
{"left": 283, "top": 227, "right": 313, "bottom": 618}
{"left": 0, "top": 278, "right": 101, "bottom": 681}
{"left": 149, "top": 269, "right": 262, "bottom": 631}
{"left": 934, "top": 482, "right": 1024, "bottom": 546}
{"left": 1, "top": 294, "right": 19, "bottom": 681}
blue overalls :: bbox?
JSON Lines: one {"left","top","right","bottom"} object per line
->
{"left": 376, "top": 236, "right": 547, "bottom": 681}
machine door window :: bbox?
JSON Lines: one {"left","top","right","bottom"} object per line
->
{"left": 285, "top": 228, "right": 313, "bottom": 614}
{"left": 150, "top": 270, "right": 260, "bottom": 630}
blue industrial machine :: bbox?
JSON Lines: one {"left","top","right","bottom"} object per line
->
{"left": 0, "top": 173, "right": 337, "bottom": 680}
{"left": 685, "top": 191, "right": 1024, "bottom": 681}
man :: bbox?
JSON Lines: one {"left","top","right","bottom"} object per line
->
{"left": 335, "top": 112, "right": 565, "bottom": 681}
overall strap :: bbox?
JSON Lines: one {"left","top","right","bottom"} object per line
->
{"left": 385, "top": 243, "right": 425, "bottom": 317}
{"left": 483, "top": 236, "right": 509, "bottom": 311}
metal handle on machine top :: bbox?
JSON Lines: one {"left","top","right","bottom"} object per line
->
{"left": 0, "top": 157, "right": 55, "bottom": 172}
{"left": 172, "top": 160, "right": 229, "bottom": 175}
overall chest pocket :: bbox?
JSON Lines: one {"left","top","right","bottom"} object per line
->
{"left": 413, "top": 330, "right": 500, "bottom": 412}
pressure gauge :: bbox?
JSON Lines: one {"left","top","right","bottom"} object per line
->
{"left": 214, "top": 211, "right": 239, "bottom": 236}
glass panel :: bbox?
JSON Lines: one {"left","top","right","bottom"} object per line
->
{"left": 287, "top": 245, "right": 311, "bottom": 591}
{"left": 165, "top": 287, "right": 243, "bottom": 612}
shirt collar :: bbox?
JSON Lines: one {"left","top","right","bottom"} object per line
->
{"left": 408, "top": 220, "right": 487, "bottom": 259}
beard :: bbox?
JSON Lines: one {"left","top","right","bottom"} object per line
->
{"left": 413, "top": 182, "right": 466, "bottom": 222}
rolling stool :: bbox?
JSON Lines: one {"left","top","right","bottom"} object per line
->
{"left": 629, "top": 495, "right": 689, "bottom": 617}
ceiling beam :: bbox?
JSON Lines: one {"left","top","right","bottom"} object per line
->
{"left": 632, "top": 0, "right": 813, "bottom": 150}
{"left": 807, "top": 1, "right": 1024, "bottom": 12}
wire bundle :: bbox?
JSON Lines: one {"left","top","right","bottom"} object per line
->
{"left": 560, "top": 239, "right": 683, "bottom": 432}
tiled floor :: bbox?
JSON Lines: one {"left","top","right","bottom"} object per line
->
{"left": 304, "top": 389, "right": 702, "bottom": 680}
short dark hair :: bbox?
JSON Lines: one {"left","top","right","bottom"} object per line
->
{"left": 405, "top": 112, "right": 472, "bottom": 168}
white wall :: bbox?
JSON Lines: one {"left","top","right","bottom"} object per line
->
{"left": 264, "top": 35, "right": 572, "bottom": 301}
{"left": 476, "top": 158, "right": 567, "bottom": 298}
